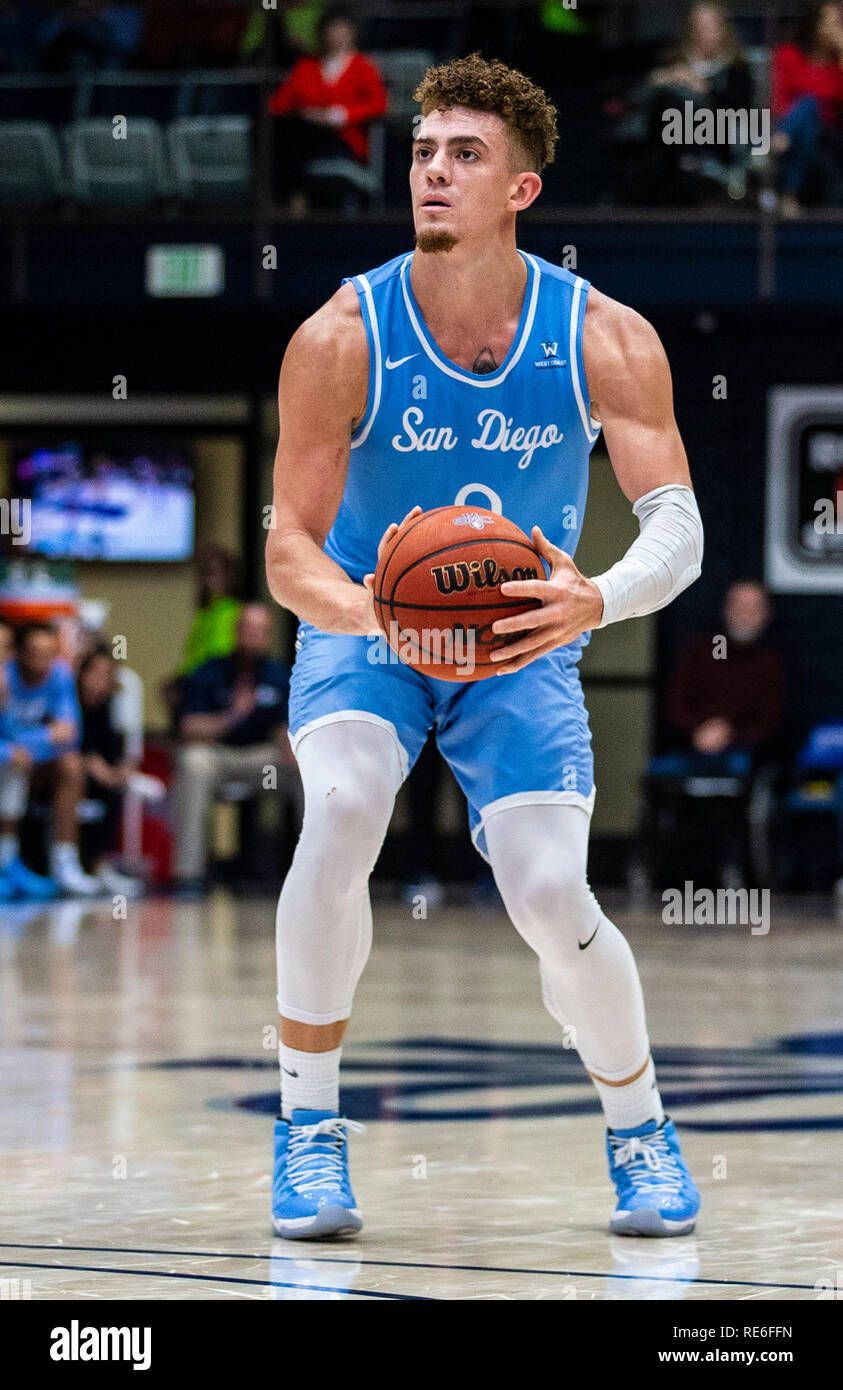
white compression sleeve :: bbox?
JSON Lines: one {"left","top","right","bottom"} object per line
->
{"left": 591, "top": 483, "right": 703, "bottom": 628}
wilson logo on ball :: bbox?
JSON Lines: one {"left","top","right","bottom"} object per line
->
{"left": 372, "top": 504, "right": 544, "bottom": 682}
{"left": 431, "top": 557, "right": 540, "bottom": 595}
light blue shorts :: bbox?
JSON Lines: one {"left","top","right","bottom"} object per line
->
{"left": 288, "top": 621, "right": 596, "bottom": 860}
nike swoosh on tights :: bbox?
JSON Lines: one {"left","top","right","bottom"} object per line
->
{"left": 578, "top": 920, "right": 601, "bottom": 951}
{"left": 385, "top": 353, "right": 419, "bottom": 369}
{"left": 282, "top": 1067, "right": 299, "bottom": 1077}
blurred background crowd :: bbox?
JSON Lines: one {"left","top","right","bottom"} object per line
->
{"left": 0, "top": 0, "right": 841, "bottom": 214}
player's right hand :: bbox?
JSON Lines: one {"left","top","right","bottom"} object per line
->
{"left": 362, "top": 505, "right": 422, "bottom": 594}
{"left": 357, "top": 506, "right": 422, "bottom": 638}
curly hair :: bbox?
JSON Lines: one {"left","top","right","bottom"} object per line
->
{"left": 413, "top": 53, "right": 558, "bottom": 173}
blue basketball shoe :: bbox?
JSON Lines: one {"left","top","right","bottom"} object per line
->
{"left": 607, "top": 1115, "right": 700, "bottom": 1237}
{"left": 3, "top": 856, "right": 58, "bottom": 901}
{"left": 272, "top": 1108, "right": 364, "bottom": 1240}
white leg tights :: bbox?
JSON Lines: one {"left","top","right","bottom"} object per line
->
{"left": 275, "top": 718, "right": 402, "bottom": 1025}
{"left": 484, "top": 802, "right": 663, "bottom": 1129}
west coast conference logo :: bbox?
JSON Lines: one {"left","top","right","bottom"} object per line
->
{"left": 535, "top": 338, "right": 567, "bottom": 370}
{"left": 155, "top": 1032, "right": 843, "bottom": 1131}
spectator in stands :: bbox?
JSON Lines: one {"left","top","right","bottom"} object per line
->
{"left": 626, "top": 2, "right": 754, "bottom": 205}
{"left": 666, "top": 581, "right": 786, "bottom": 761}
{"left": 268, "top": 4, "right": 387, "bottom": 210}
{"left": 772, "top": 3, "right": 843, "bottom": 216}
{"left": 171, "top": 602, "right": 297, "bottom": 893}
{"left": 77, "top": 645, "right": 143, "bottom": 896}
{"left": 161, "top": 544, "right": 242, "bottom": 731}
{"left": 39, "top": 1, "right": 142, "bottom": 73}
{"left": 0, "top": 614, "right": 13, "bottom": 666}
{"left": 240, "top": 0, "right": 324, "bottom": 69}
{"left": 0, "top": 622, "right": 100, "bottom": 899}
{"left": 636, "top": 581, "right": 787, "bottom": 891}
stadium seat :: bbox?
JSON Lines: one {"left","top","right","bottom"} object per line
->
{"left": 303, "top": 121, "right": 385, "bottom": 213}
{"left": 630, "top": 749, "right": 767, "bottom": 893}
{"left": 64, "top": 117, "right": 169, "bottom": 205}
{"left": 783, "top": 723, "right": 843, "bottom": 892}
{"left": 167, "top": 116, "right": 252, "bottom": 202}
{"left": 0, "top": 121, "right": 65, "bottom": 205}
{"left": 369, "top": 49, "right": 435, "bottom": 121}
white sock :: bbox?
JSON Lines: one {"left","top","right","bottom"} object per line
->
{"left": 279, "top": 1044, "right": 341, "bottom": 1119}
{"left": 50, "top": 842, "right": 80, "bottom": 870}
{"left": 591, "top": 1054, "right": 666, "bottom": 1132}
{"left": 0, "top": 833, "right": 19, "bottom": 867}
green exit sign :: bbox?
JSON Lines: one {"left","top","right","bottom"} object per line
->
{"left": 145, "top": 244, "right": 225, "bottom": 297}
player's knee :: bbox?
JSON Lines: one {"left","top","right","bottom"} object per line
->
{"left": 498, "top": 859, "right": 596, "bottom": 956}
{"left": 297, "top": 774, "right": 393, "bottom": 892}
{"left": 55, "top": 750, "right": 84, "bottom": 783}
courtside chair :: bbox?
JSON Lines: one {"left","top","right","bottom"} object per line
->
{"left": 783, "top": 722, "right": 843, "bottom": 897}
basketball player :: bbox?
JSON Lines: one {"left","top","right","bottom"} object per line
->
{"left": 266, "top": 56, "right": 704, "bottom": 1239}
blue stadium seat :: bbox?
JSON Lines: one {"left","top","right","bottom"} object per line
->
{"left": 782, "top": 723, "right": 843, "bottom": 895}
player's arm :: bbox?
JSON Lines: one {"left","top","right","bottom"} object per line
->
{"left": 265, "top": 285, "right": 377, "bottom": 636}
{"left": 582, "top": 292, "right": 703, "bottom": 627}
{"left": 490, "top": 292, "right": 703, "bottom": 672}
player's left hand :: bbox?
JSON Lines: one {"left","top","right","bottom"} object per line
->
{"left": 490, "top": 526, "right": 604, "bottom": 674}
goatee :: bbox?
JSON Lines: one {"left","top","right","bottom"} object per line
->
{"left": 415, "top": 229, "right": 458, "bottom": 254}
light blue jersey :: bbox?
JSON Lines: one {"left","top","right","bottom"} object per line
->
{"left": 289, "top": 249, "right": 603, "bottom": 857}
{"left": 325, "top": 249, "right": 601, "bottom": 582}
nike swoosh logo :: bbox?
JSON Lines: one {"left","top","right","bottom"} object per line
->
{"left": 578, "top": 920, "right": 601, "bottom": 951}
{"left": 282, "top": 1067, "right": 299, "bottom": 1077}
{"left": 385, "top": 353, "right": 419, "bottom": 369}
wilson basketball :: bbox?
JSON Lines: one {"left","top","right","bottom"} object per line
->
{"left": 372, "top": 505, "right": 546, "bottom": 681}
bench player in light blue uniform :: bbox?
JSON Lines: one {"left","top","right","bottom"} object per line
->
{"left": 267, "top": 55, "right": 705, "bottom": 1241}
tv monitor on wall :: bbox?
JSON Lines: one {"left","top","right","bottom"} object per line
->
{"left": 11, "top": 436, "right": 195, "bottom": 561}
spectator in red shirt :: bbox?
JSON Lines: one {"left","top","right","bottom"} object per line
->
{"left": 268, "top": 6, "right": 387, "bottom": 209}
{"left": 666, "top": 581, "right": 786, "bottom": 760}
{"left": 771, "top": 3, "right": 843, "bottom": 215}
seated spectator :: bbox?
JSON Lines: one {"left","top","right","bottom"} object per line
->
{"left": 622, "top": 2, "right": 753, "bottom": 205}
{"left": 161, "top": 544, "right": 242, "bottom": 732}
{"left": 772, "top": 2, "right": 843, "bottom": 216}
{"left": 77, "top": 645, "right": 143, "bottom": 897}
{"left": 171, "top": 603, "right": 299, "bottom": 893}
{"left": 639, "top": 581, "right": 787, "bottom": 889}
{"left": 0, "top": 621, "right": 100, "bottom": 899}
{"left": 268, "top": 5, "right": 387, "bottom": 210}
{"left": 665, "top": 580, "right": 786, "bottom": 761}
{"left": 0, "top": 614, "right": 13, "bottom": 666}
{"left": 39, "top": 0, "right": 143, "bottom": 73}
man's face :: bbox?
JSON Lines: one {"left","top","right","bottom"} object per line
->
{"left": 690, "top": 5, "right": 726, "bottom": 60}
{"left": 236, "top": 606, "right": 271, "bottom": 661}
{"left": 410, "top": 107, "right": 537, "bottom": 252}
{"left": 20, "top": 631, "right": 58, "bottom": 681}
{"left": 723, "top": 583, "right": 770, "bottom": 644}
